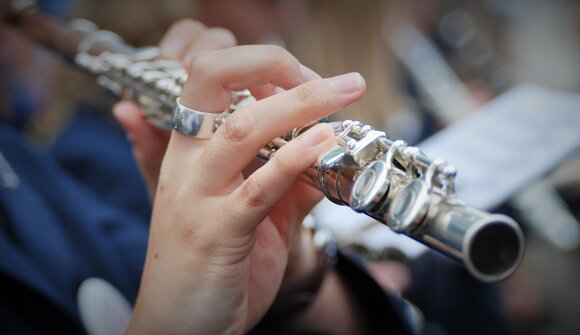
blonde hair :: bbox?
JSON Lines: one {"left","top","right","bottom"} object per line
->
{"left": 288, "top": 0, "right": 408, "bottom": 130}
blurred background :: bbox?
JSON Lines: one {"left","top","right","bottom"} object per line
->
{"left": 1, "top": 0, "right": 579, "bottom": 334}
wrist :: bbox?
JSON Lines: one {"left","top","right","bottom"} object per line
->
{"left": 263, "top": 217, "right": 337, "bottom": 322}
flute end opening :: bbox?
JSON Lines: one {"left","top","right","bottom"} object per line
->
{"left": 466, "top": 217, "right": 524, "bottom": 283}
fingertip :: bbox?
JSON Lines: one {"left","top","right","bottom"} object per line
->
{"left": 300, "top": 126, "right": 328, "bottom": 147}
{"left": 160, "top": 39, "right": 184, "bottom": 59}
{"left": 343, "top": 72, "right": 366, "bottom": 90}
{"left": 299, "top": 123, "right": 334, "bottom": 147}
{"left": 112, "top": 102, "right": 129, "bottom": 122}
{"left": 328, "top": 72, "right": 366, "bottom": 95}
{"left": 112, "top": 101, "right": 141, "bottom": 122}
{"left": 159, "top": 32, "right": 188, "bottom": 59}
{"left": 354, "top": 72, "right": 366, "bottom": 92}
{"left": 159, "top": 19, "right": 207, "bottom": 59}
{"left": 188, "top": 28, "right": 237, "bottom": 55}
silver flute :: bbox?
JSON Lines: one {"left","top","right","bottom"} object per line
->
{"left": 7, "top": 4, "right": 524, "bottom": 282}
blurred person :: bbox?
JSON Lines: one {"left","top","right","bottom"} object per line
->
{"left": 197, "top": 0, "right": 306, "bottom": 45}
{"left": 289, "top": 0, "right": 425, "bottom": 143}
{"left": 0, "top": 24, "right": 150, "bottom": 334}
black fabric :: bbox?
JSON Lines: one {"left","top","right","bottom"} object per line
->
{"left": 0, "top": 271, "right": 84, "bottom": 334}
{"left": 405, "top": 252, "right": 509, "bottom": 335}
{"left": 333, "top": 253, "right": 414, "bottom": 335}
{"left": 0, "top": 116, "right": 414, "bottom": 334}
{"left": 252, "top": 253, "right": 414, "bottom": 335}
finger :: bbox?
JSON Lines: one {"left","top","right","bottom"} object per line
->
{"left": 251, "top": 66, "right": 320, "bottom": 100}
{"left": 195, "top": 72, "right": 365, "bottom": 191}
{"left": 298, "top": 64, "right": 321, "bottom": 82}
{"left": 180, "top": 45, "right": 315, "bottom": 111}
{"left": 159, "top": 19, "right": 207, "bottom": 59}
{"left": 183, "top": 28, "right": 237, "bottom": 67}
{"left": 113, "top": 101, "right": 170, "bottom": 197}
{"left": 249, "top": 84, "right": 278, "bottom": 101}
{"left": 269, "top": 181, "right": 323, "bottom": 247}
{"left": 251, "top": 64, "right": 322, "bottom": 100}
{"left": 224, "top": 123, "right": 336, "bottom": 237}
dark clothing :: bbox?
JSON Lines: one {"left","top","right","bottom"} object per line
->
{"left": 0, "top": 116, "right": 414, "bottom": 334}
{"left": 406, "top": 253, "right": 510, "bottom": 335}
{"left": 51, "top": 110, "right": 151, "bottom": 223}
{"left": 0, "top": 119, "right": 148, "bottom": 332}
{"left": 254, "top": 253, "right": 415, "bottom": 335}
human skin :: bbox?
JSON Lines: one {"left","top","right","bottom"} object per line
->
{"left": 115, "top": 20, "right": 368, "bottom": 334}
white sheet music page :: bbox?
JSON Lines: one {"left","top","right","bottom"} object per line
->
{"left": 419, "top": 85, "right": 580, "bottom": 211}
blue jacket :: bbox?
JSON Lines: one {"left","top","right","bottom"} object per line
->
{"left": 0, "top": 117, "right": 149, "bottom": 333}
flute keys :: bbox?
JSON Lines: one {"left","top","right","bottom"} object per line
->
{"left": 133, "top": 47, "right": 161, "bottom": 61}
{"left": 141, "top": 71, "right": 166, "bottom": 83}
{"left": 388, "top": 179, "right": 430, "bottom": 233}
{"left": 350, "top": 160, "right": 390, "bottom": 212}
{"left": 387, "top": 158, "right": 446, "bottom": 233}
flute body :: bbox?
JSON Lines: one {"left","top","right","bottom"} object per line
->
{"left": 7, "top": 5, "right": 524, "bottom": 282}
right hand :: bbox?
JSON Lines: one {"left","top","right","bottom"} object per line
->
{"left": 127, "top": 43, "right": 366, "bottom": 334}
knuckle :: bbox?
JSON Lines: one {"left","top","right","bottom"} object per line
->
{"left": 238, "top": 175, "right": 269, "bottom": 210}
{"left": 266, "top": 44, "right": 288, "bottom": 58}
{"left": 282, "top": 52, "right": 301, "bottom": 70}
{"left": 295, "top": 84, "right": 317, "bottom": 107}
{"left": 188, "top": 51, "right": 211, "bottom": 77}
{"left": 220, "top": 111, "right": 252, "bottom": 143}
{"left": 266, "top": 45, "right": 298, "bottom": 68}
{"left": 270, "top": 152, "right": 296, "bottom": 177}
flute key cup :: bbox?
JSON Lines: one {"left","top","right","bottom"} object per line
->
{"left": 388, "top": 158, "right": 447, "bottom": 234}
{"left": 350, "top": 140, "right": 407, "bottom": 215}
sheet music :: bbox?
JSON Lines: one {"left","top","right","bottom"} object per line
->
{"left": 419, "top": 85, "right": 580, "bottom": 210}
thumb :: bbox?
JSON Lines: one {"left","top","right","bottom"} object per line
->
{"left": 113, "top": 101, "right": 170, "bottom": 198}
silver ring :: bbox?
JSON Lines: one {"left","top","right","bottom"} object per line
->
{"left": 172, "top": 98, "right": 228, "bottom": 139}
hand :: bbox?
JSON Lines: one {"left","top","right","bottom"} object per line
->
{"left": 127, "top": 44, "right": 366, "bottom": 334}
{"left": 113, "top": 19, "right": 237, "bottom": 198}
{"left": 114, "top": 19, "right": 328, "bottom": 314}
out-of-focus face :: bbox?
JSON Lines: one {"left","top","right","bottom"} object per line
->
{"left": 198, "top": 0, "right": 305, "bottom": 45}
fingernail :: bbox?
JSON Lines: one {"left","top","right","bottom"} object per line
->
{"left": 328, "top": 72, "right": 363, "bottom": 94}
{"left": 112, "top": 101, "right": 134, "bottom": 119}
{"left": 300, "top": 64, "right": 321, "bottom": 81}
{"left": 112, "top": 104, "right": 125, "bottom": 119}
{"left": 274, "top": 86, "right": 286, "bottom": 95}
{"left": 301, "top": 124, "right": 332, "bottom": 146}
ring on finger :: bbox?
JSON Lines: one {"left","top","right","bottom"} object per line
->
{"left": 172, "top": 90, "right": 256, "bottom": 139}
